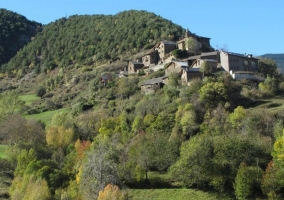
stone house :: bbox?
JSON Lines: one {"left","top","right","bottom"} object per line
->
{"left": 181, "top": 67, "right": 203, "bottom": 85}
{"left": 142, "top": 49, "right": 159, "bottom": 67}
{"left": 127, "top": 61, "right": 144, "bottom": 74}
{"left": 219, "top": 51, "right": 259, "bottom": 73}
{"left": 190, "top": 58, "right": 219, "bottom": 74}
{"left": 177, "top": 29, "right": 211, "bottom": 51}
{"left": 165, "top": 61, "right": 189, "bottom": 76}
{"left": 155, "top": 41, "right": 177, "bottom": 63}
{"left": 140, "top": 76, "right": 168, "bottom": 95}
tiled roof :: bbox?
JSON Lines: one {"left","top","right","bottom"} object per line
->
{"left": 200, "top": 58, "right": 218, "bottom": 63}
{"left": 201, "top": 51, "right": 218, "bottom": 56}
{"left": 141, "top": 76, "right": 168, "bottom": 86}
{"left": 221, "top": 51, "right": 259, "bottom": 60}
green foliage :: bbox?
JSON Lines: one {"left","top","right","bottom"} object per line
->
{"left": 171, "top": 49, "right": 189, "bottom": 59}
{"left": 199, "top": 81, "right": 227, "bottom": 108}
{"left": 259, "top": 76, "right": 279, "bottom": 97}
{"left": 170, "top": 135, "right": 213, "bottom": 188}
{"left": 36, "top": 86, "right": 46, "bottom": 98}
{"left": 0, "top": 90, "right": 25, "bottom": 120}
{"left": 234, "top": 163, "right": 263, "bottom": 200}
{"left": 229, "top": 106, "right": 246, "bottom": 129}
{"left": 258, "top": 58, "right": 278, "bottom": 78}
{"left": 3, "top": 10, "right": 183, "bottom": 73}
{"left": 186, "top": 37, "right": 199, "bottom": 54}
{"left": 0, "top": 9, "right": 41, "bottom": 66}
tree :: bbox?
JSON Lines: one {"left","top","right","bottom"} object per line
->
{"left": 229, "top": 106, "right": 246, "bottom": 129}
{"left": 79, "top": 135, "right": 121, "bottom": 200}
{"left": 261, "top": 161, "right": 284, "bottom": 199}
{"left": 199, "top": 82, "right": 227, "bottom": 108}
{"left": 0, "top": 114, "right": 46, "bottom": 148}
{"left": 0, "top": 90, "right": 25, "bottom": 120}
{"left": 170, "top": 135, "right": 213, "bottom": 188}
{"left": 186, "top": 37, "right": 200, "bottom": 54}
{"left": 46, "top": 126, "right": 74, "bottom": 150}
{"left": 258, "top": 58, "right": 278, "bottom": 78}
{"left": 234, "top": 163, "right": 263, "bottom": 200}
{"left": 98, "top": 184, "right": 128, "bottom": 200}
{"left": 36, "top": 86, "right": 46, "bottom": 98}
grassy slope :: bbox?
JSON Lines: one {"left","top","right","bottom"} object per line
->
{"left": 20, "top": 94, "right": 41, "bottom": 105}
{"left": 24, "top": 108, "right": 67, "bottom": 125}
{"left": 0, "top": 145, "right": 7, "bottom": 159}
{"left": 128, "top": 189, "right": 232, "bottom": 200}
{"left": 246, "top": 97, "right": 284, "bottom": 115}
{"left": 20, "top": 94, "right": 68, "bottom": 125}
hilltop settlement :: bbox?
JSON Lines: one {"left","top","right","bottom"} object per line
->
{"left": 120, "top": 29, "right": 263, "bottom": 94}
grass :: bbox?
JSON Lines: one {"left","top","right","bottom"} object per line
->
{"left": 25, "top": 108, "right": 68, "bottom": 125}
{"left": 0, "top": 145, "right": 8, "bottom": 159}
{"left": 127, "top": 189, "right": 232, "bottom": 200}
{"left": 20, "top": 94, "right": 41, "bottom": 105}
{"left": 246, "top": 97, "right": 284, "bottom": 115}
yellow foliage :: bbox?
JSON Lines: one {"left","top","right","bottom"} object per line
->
{"left": 46, "top": 126, "right": 74, "bottom": 149}
{"left": 76, "top": 166, "right": 82, "bottom": 184}
{"left": 273, "top": 130, "right": 284, "bottom": 162}
{"left": 98, "top": 184, "right": 128, "bottom": 200}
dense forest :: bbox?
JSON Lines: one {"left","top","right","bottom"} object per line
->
{"left": 0, "top": 9, "right": 42, "bottom": 66}
{"left": 0, "top": 9, "right": 284, "bottom": 200}
{"left": 1, "top": 10, "right": 183, "bottom": 75}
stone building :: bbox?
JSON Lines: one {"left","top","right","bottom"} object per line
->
{"left": 219, "top": 51, "right": 259, "bottom": 72}
{"left": 127, "top": 61, "right": 144, "bottom": 74}
{"left": 155, "top": 41, "right": 177, "bottom": 63}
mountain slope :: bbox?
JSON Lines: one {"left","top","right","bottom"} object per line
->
{"left": 0, "top": 9, "right": 42, "bottom": 66}
{"left": 1, "top": 10, "right": 184, "bottom": 75}
{"left": 260, "top": 53, "right": 284, "bottom": 72}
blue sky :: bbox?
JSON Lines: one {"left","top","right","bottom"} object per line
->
{"left": 1, "top": 0, "right": 283, "bottom": 55}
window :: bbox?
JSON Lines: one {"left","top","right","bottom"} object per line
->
{"left": 251, "top": 61, "right": 255, "bottom": 66}
{"left": 244, "top": 60, "right": 248, "bottom": 65}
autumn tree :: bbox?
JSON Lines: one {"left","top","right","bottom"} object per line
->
{"left": 79, "top": 135, "right": 121, "bottom": 199}
{"left": 98, "top": 184, "right": 128, "bottom": 200}
{"left": 46, "top": 126, "right": 74, "bottom": 150}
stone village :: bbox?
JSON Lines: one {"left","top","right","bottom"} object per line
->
{"left": 119, "top": 29, "right": 263, "bottom": 94}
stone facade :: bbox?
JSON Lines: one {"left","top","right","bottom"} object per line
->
{"left": 140, "top": 76, "right": 168, "bottom": 95}
{"left": 142, "top": 50, "right": 158, "bottom": 67}
{"left": 219, "top": 51, "right": 259, "bottom": 73}
{"left": 128, "top": 61, "right": 144, "bottom": 74}
{"left": 155, "top": 41, "right": 177, "bottom": 63}
{"left": 181, "top": 68, "right": 202, "bottom": 85}
{"left": 165, "top": 61, "right": 188, "bottom": 76}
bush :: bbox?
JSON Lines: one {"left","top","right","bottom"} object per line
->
{"left": 36, "top": 87, "right": 46, "bottom": 98}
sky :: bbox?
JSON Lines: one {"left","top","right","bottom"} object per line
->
{"left": 1, "top": 0, "right": 283, "bottom": 56}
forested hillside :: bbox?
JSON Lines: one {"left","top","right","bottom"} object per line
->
{"left": 0, "top": 9, "right": 42, "bottom": 66}
{"left": 1, "top": 10, "right": 183, "bottom": 75}
{"left": 1, "top": 9, "right": 284, "bottom": 200}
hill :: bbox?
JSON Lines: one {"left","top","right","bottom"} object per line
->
{"left": 260, "top": 53, "right": 284, "bottom": 72}
{"left": 0, "top": 9, "right": 42, "bottom": 66}
{"left": 1, "top": 10, "right": 184, "bottom": 75}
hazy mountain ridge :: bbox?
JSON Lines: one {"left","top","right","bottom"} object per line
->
{"left": 260, "top": 53, "right": 284, "bottom": 72}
